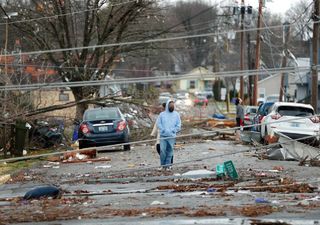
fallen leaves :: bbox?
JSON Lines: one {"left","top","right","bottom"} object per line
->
{"left": 155, "top": 183, "right": 235, "bottom": 192}
{"left": 237, "top": 205, "right": 277, "bottom": 217}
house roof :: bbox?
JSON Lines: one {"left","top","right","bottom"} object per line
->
{"left": 258, "top": 73, "right": 280, "bottom": 84}
{"left": 291, "top": 58, "right": 320, "bottom": 84}
{"left": 185, "top": 67, "right": 215, "bottom": 80}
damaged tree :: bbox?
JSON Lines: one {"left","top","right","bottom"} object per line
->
{"left": 2, "top": 0, "right": 162, "bottom": 119}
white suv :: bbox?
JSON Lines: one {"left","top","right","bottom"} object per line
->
{"left": 260, "top": 102, "right": 320, "bottom": 144}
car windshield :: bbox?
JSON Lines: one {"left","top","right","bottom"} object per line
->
{"left": 259, "top": 103, "right": 274, "bottom": 115}
{"left": 277, "top": 106, "right": 314, "bottom": 117}
{"left": 246, "top": 107, "right": 257, "bottom": 114}
{"left": 84, "top": 108, "right": 121, "bottom": 121}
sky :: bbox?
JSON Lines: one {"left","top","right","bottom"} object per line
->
{"left": 168, "top": 0, "right": 313, "bottom": 15}
{"left": 245, "top": 0, "right": 312, "bottom": 15}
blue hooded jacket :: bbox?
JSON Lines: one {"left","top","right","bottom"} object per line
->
{"left": 157, "top": 99, "right": 181, "bottom": 138}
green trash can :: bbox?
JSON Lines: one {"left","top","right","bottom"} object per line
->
{"left": 14, "top": 120, "right": 27, "bottom": 157}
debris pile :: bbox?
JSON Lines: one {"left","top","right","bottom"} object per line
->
{"left": 23, "top": 186, "right": 62, "bottom": 200}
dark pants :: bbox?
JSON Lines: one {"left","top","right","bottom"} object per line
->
{"left": 156, "top": 143, "right": 173, "bottom": 164}
{"left": 236, "top": 118, "right": 243, "bottom": 127}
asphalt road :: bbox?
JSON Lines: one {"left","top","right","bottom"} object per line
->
{"left": 1, "top": 139, "right": 320, "bottom": 224}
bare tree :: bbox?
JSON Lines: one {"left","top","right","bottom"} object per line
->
{"left": 167, "top": 1, "right": 218, "bottom": 68}
{"left": 285, "top": 0, "right": 313, "bottom": 41}
{"left": 1, "top": 0, "right": 162, "bottom": 119}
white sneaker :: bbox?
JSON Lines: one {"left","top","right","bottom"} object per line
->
{"left": 166, "top": 166, "right": 172, "bottom": 171}
{"left": 157, "top": 167, "right": 163, "bottom": 171}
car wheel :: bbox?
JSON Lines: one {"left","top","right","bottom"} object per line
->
{"left": 123, "top": 144, "right": 131, "bottom": 151}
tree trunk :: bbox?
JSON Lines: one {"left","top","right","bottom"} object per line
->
{"left": 71, "top": 87, "right": 90, "bottom": 120}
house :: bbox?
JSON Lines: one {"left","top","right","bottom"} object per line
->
{"left": 32, "top": 88, "right": 76, "bottom": 119}
{"left": 292, "top": 58, "right": 320, "bottom": 110}
{"left": 258, "top": 63, "right": 300, "bottom": 102}
{"left": 174, "top": 67, "right": 215, "bottom": 93}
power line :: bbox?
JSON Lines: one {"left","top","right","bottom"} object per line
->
{"left": 287, "top": 0, "right": 314, "bottom": 25}
{"left": 261, "top": 15, "right": 280, "bottom": 68}
{"left": 0, "top": 113, "right": 318, "bottom": 170}
{"left": 2, "top": 19, "right": 319, "bottom": 58}
{"left": 0, "top": 65, "right": 314, "bottom": 91}
{"left": 169, "top": 18, "right": 219, "bottom": 32}
{"left": 0, "top": 0, "right": 139, "bottom": 26}
{"left": 0, "top": 1, "right": 314, "bottom": 60}
{"left": 0, "top": 34, "right": 300, "bottom": 78}
{"left": 0, "top": 42, "right": 224, "bottom": 72}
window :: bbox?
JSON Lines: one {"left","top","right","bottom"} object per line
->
{"left": 189, "top": 80, "right": 195, "bottom": 89}
{"left": 84, "top": 109, "right": 121, "bottom": 121}
{"left": 59, "top": 92, "right": 69, "bottom": 101}
{"left": 277, "top": 106, "right": 314, "bottom": 117}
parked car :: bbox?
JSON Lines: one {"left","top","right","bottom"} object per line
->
{"left": 78, "top": 107, "right": 130, "bottom": 150}
{"left": 194, "top": 96, "right": 208, "bottom": 106}
{"left": 260, "top": 102, "right": 320, "bottom": 145}
{"left": 159, "top": 96, "right": 171, "bottom": 105}
{"left": 175, "top": 90, "right": 189, "bottom": 98}
{"left": 244, "top": 106, "right": 259, "bottom": 130}
{"left": 175, "top": 95, "right": 193, "bottom": 110}
{"left": 253, "top": 102, "right": 275, "bottom": 131}
{"left": 195, "top": 90, "right": 214, "bottom": 99}
{"left": 158, "top": 92, "right": 172, "bottom": 105}
{"left": 159, "top": 92, "right": 171, "bottom": 97}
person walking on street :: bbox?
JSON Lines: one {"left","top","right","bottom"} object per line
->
{"left": 151, "top": 103, "right": 173, "bottom": 164}
{"left": 157, "top": 99, "right": 181, "bottom": 170}
{"left": 235, "top": 98, "right": 244, "bottom": 141}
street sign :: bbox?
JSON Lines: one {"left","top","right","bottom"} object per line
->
{"left": 224, "top": 160, "right": 239, "bottom": 180}
{"left": 216, "top": 164, "right": 225, "bottom": 177}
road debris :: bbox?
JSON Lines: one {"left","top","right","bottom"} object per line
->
{"left": 150, "top": 200, "right": 166, "bottom": 205}
{"left": 155, "top": 183, "right": 234, "bottom": 192}
{"left": 255, "top": 197, "right": 270, "bottom": 204}
{"left": 181, "top": 169, "right": 215, "bottom": 177}
{"left": 237, "top": 205, "right": 277, "bottom": 217}
{"left": 266, "top": 147, "right": 295, "bottom": 161}
{"left": 206, "top": 118, "right": 236, "bottom": 128}
{"left": 63, "top": 149, "right": 97, "bottom": 161}
{"left": 94, "top": 165, "right": 112, "bottom": 169}
{"left": 2, "top": 135, "right": 320, "bottom": 223}
{"left": 0, "top": 174, "right": 11, "bottom": 184}
{"left": 23, "top": 186, "right": 62, "bottom": 200}
{"left": 278, "top": 132, "right": 320, "bottom": 161}
{"left": 224, "top": 160, "right": 239, "bottom": 180}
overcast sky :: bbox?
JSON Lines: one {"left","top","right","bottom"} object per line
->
{"left": 245, "top": 0, "right": 312, "bottom": 15}
{"left": 167, "top": 0, "right": 313, "bottom": 15}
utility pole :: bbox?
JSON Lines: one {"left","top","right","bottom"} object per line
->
{"left": 239, "top": 0, "right": 245, "bottom": 100}
{"left": 253, "top": 0, "right": 263, "bottom": 106}
{"left": 279, "top": 22, "right": 290, "bottom": 102}
{"left": 311, "top": 0, "right": 319, "bottom": 112}
{"left": 247, "top": 33, "right": 253, "bottom": 105}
